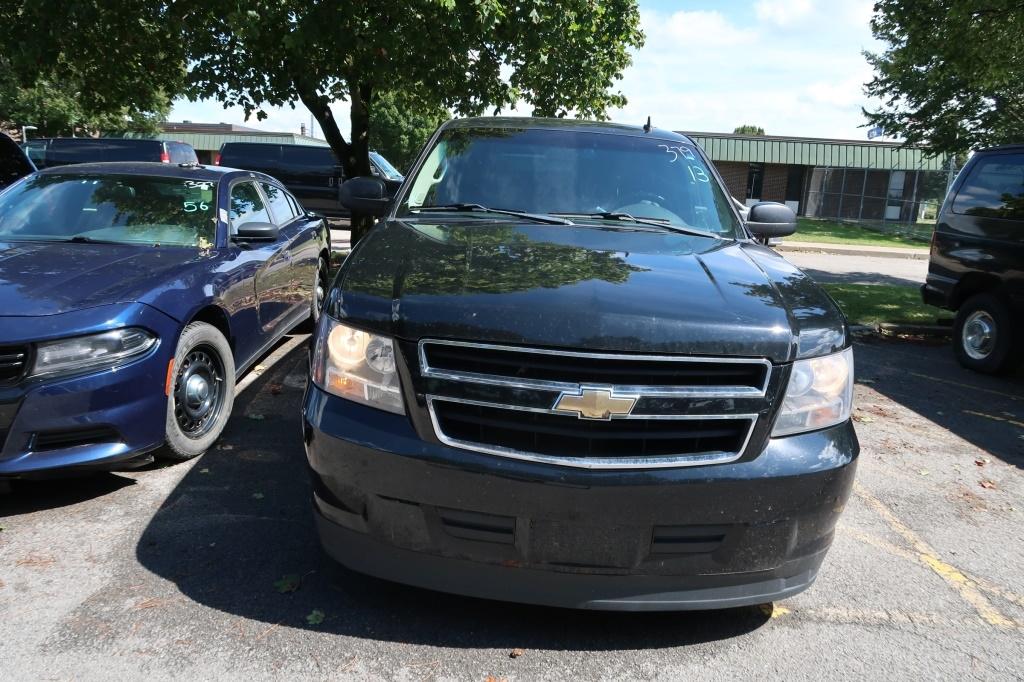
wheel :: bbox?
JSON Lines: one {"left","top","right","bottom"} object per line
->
{"left": 299, "top": 255, "right": 328, "bottom": 332}
{"left": 952, "top": 293, "right": 1017, "bottom": 374}
{"left": 160, "top": 322, "right": 235, "bottom": 461}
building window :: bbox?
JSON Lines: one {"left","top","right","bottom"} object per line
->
{"left": 746, "top": 163, "right": 764, "bottom": 201}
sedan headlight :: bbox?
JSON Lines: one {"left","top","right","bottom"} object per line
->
{"left": 31, "top": 328, "right": 156, "bottom": 378}
{"left": 772, "top": 347, "right": 854, "bottom": 437}
{"left": 311, "top": 317, "right": 405, "bottom": 414}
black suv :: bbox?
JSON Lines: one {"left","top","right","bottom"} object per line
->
{"left": 24, "top": 138, "right": 198, "bottom": 168}
{"left": 302, "top": 118, "right": 859, "bottom": 611}
{"left": 216, "top": 142, "right": 403, "bottom": 217}
{"left": 922, "top": 145, "right": 1024, "bottom": 374}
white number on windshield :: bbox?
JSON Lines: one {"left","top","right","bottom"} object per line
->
{"left": 183, "top": 201, "right": 210, "bottom": 213}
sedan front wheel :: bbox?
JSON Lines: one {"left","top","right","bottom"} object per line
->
{"left": 160, "top": 322, "right": 235, "bottom": 461}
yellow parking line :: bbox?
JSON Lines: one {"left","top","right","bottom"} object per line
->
{"left": 962, "top": 409, "right": 1024, "bottom": 429}
{"left": 854, "top": 483, "right": 1016, "bottom": 629}
{"left": 906, "top": 371, "right": 1021, "bottom": 402}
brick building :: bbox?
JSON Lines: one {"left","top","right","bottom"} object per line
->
{"left": 683, "top": 131, "right": 954, "bottom": 224}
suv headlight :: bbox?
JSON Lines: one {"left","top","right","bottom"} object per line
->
{"left": 311, "top": 317, "right": 405, "bottom": 415}
{"left": 772, "top": 347, "right": 854, "bottom": 437}
{"left": 31, "top": 328, "right": 156, "bottom": 378}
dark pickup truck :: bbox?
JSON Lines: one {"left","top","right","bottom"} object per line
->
{"left": 304, "top": 117, "right": 858, "bottom": 611}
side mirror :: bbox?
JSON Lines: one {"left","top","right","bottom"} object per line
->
{"left": 746, "top": 202, "right": 797, "bottom": 239}
{"left": 340, "top": 176, "right": 391, "bottom": 217}
{"left": 233, "top": 221, "right": 280, "bottom": 241}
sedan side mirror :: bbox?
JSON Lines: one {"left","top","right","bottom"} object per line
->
{"left": 340, "top": 176, "right": 391, "bottom": 217}
{"left": 746, "top": 202, "right": 797, "bottom": 239}
{"left": 233, "top": 221, "right": 280, "bottom": 241}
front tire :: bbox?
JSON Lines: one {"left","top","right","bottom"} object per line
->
{"left": 953, "top": 293, "right": 1017, "bottom": 375}
{"left": 299, "top": 255, "right": 328, "bottom": 332}
{"left": 160, "top": 322, "right": 235, "bottom": 461}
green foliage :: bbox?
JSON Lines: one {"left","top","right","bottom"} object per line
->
{"left": 370, "top": 91, "right": 449, "bottom": 173}
{"left": 864, "top": 1, "right": 1024, "bottom": 155}
{"left": 822, "top": 283, "right": 950, "bottom": 325}
{"left": 0, "top": 0, "right": 644, "bottom": 243}
{"left": 733, "top": 124, "right": 765, "bottom": 136}
{"left": 0, "top": 63, "right": 170, "bottom": 137}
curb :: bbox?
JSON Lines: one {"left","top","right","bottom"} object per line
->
{"left": 877, "top": 322, "right": 952, "bottom": 338}
{"left": 775, "top": 241, "right": 930, "bottom": 260}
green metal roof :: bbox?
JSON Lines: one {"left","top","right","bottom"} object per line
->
{"left": 127, "top": 131, "right": 330, "bottom": 153}
{"left": 683, "top": 132, "right": 950, "bottom": 171}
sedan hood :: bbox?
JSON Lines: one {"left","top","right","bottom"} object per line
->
{"left": 334, "top": 220, "right": 846, "bottom": 363}
{"left": 0, "top": 241, "right": 211, "bottom": 317}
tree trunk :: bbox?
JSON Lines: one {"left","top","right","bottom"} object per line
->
{"left": 347, "top": 81, "right": 374, "bottom": 245}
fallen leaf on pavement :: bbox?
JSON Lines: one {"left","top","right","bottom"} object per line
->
{"left": 268, "top": 383, "right": 283, "bottom": 395}
{"left": 247, "top": 413, "right": 266, "bottom": 421}
{"left": 975, "top": 459, "right": 988, "bottom": 467}
{"left": 510, "top": 648, "right": 525, "bottom": 658}
{"left": 853, "top": 415, "right": 876, "bottom": 424}
{"left": 306, "top": 609, "right": 325, "bottom": 625}
{"left": 199, "top": 468, "right": 210, "bottom": 474}
{"left": 980, "top": 480, "right": 997, "bottom": 490}
{"left": 274, "top": 574, "right": 302, "bottom": 593}
{"left": 217, "top": 443, "right": 235, "bottom": 451}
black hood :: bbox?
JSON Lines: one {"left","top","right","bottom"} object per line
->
{"left": 0, "top": 133, "right": 36, "bottom": 189}
{"left": 331, "top": 220, "right": 847, "bottom": 363}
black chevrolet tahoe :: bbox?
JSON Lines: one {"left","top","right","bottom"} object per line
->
{"left": 921, "top": 145, "right": 1024, "bottom": 374}
{"left": 303, "top": 117, "right": 858, "bottom": 611}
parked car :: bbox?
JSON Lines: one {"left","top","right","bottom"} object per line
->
{"left": 1, "top": 133, "right": 36, "bottom": 192}
{"left": 0, "top": 161, "right": 329, "bottom": 477}
{"left": 216, "top": 142, "right": 403, "bottom": 217}
{"left": 305, "top": 117, "right": 858, "bottom": 611}
{"left": 23, "top": 138, "right": 198, "bottom": 169}
{"left": 922, "top": 145, "right": 1024, "bottom": 374}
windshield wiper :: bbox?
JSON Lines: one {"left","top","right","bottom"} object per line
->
{"left": 411, "top": 203, "right": 575, "bottom": 226}
{"left": 553, "top": 212, "right": 724, "bottom": 240}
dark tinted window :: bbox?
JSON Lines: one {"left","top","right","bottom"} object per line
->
{"left": 219, "top": 144, "right": 282, "bottom": 173}
{"left": 229, "top": 182, "right": 271, "bottom": 231}
{"left": 953, "top": 154, "right": 1024, "bottom": 220}
{"left": 34, "top": 139, "right": 164, "bottom": 167}
{"left": 281, "top": 145, "right": 337, "bottom": 171}
{"left": 261, "top": 182, "right": 297, "bottom": 224}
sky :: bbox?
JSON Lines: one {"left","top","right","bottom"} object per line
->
{"left": 170, "top": 0, "right": 883, "bottom": 141}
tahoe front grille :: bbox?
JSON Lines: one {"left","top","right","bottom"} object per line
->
{"left": 433, "top": 400, "right": 752, "bottom": 460}
{"left": 418, "top": 340, "right": 773, "bottom": 469}
{"left": 0, "top": 345, "right": 29, "bottom": 385}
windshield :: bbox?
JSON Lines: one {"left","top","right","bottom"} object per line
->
{"left": 398, "top": 127, "right": 740, "bottom": 236}
{"left": 370, "top": 151, "right": 404, "bottom": 180}
{"left": 0, "top": 174, "right": 218, "bottom": 247}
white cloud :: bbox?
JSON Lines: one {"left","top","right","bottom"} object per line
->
{"left": 607, "top": 2, "right": 884, "bottom": 139}
{"left": 754, "top": 0, "right": 815, "bottom": 26}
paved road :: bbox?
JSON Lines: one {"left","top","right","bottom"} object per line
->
{"left": 783, "top": 250, "right": 929, "bottom": 287}
{"left": 1, "top": 337, "right": 1022, "bottom": 680}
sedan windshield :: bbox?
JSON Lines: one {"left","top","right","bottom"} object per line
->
{"left": 398, "top": 127, "right": 740, "bottom": 237}
{"left": 0, "top": 174, "right": 217, "bottom": 246}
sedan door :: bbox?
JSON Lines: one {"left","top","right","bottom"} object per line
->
{"left": 228, "top": 181, "right": 294, "bottom": 339}
{"left": 261, "top": 181, "right": 318, "bottom": 323}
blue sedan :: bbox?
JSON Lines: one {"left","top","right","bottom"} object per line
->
{"left": 0, "top": 162, "right": 330, "bottom": 476}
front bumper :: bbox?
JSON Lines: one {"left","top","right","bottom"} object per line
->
{"left": 303, "top": 386, "right": 859, "bottom": 611}
{"left": 0, "top": 304, "right": 179, "bottom": 476}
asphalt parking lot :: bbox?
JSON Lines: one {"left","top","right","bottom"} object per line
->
{"left": 1, "top": 334, "right": 1022, "bottom": 680}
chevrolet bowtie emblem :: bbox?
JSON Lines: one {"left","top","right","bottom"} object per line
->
{"left": 553, "top": 388, "right": 638, "bottom": 420}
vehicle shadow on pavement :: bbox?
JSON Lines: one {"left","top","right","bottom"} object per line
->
{"left": 2, "top": 472, "right": 137, "bottom": 514}
{"left": 135, "top": 344, "right": 771, "bottom": 650}
{"left": 854, "top": 335, "right": 1024, "bottom": 469}
{"left": 798, "top": 268, "right": 925, "bottom": 288}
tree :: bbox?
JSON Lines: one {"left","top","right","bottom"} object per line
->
{"left": 370, "top": 91, "right": 450, "bottom": 173}
{"left": 0, "top": 1, "right": 644, "bottom": 244}
{"left": 0, "top": 65, "right": 170, "bottom": 137}
{"left": 733, "top": 124, "right": 765, "bottom": 136}
{"left": 864, "top": 0, "right": 1024, "bottom": 155}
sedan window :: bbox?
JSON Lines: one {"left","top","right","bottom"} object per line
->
{"left": 229, "top": 181, "right": 272, "bottom": 232}
{"left": 261, "top": 182, "right": 297, "bottom": 225}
